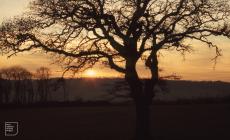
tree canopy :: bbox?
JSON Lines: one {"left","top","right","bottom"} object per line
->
{"left": 1, "top": 0, "right": 230, "bottom": 76}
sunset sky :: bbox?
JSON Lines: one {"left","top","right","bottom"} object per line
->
{"left": 0, "top": 0, "right": 230, "bottom": 82}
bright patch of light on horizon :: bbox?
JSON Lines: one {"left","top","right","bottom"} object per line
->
{"left": 84, "top": 69, "right": 97, "bottom": 77}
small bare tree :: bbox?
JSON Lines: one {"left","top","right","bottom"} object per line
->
{"left": 20, "top": 69, "right": 34, "bottom": 104}
{"left": 52, "top": 77, "right": 68, "bottom": 101}
{"left": 0, "top": 66, "right": 34, "bottom": 104}
{"left": 0, "top": 72, "right": 4, "bottom": 104}
{"left": 0, "top": 68, "right": 13, "bottom": 104}
{"left": 1, "top": 0, "right": 230, "bottom": 139}
{"left": 35, "top": 67, "right": 51, "bottom": 102}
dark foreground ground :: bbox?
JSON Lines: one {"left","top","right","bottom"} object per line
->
{"left": 0, "top": 104, "right": 230, "bottom": 140}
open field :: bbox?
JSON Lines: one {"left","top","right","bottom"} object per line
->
{"left": 1, "top": 104, "right": 230, "bottom": 140}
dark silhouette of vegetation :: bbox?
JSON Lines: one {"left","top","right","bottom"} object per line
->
{"left": 35, "top": 67, "right": 51, "bottom": 102}
{"left": 0, "top": 71, "right": 11, "bottom": 104}
{"left": 1, "top": 0, "right": 230, "bottom": 139}
{"left": 53, "top": 77, "right": 68, "bottom": 101}
{"left": 0, "top": 66, "right": 33, "bottom": 104}
{"left": 0, "top": 66, "right": 67, "bottom": 104}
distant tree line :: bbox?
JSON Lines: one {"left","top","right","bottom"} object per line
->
{"left": 0, "top": 66, "right": 67, "bottom": 104}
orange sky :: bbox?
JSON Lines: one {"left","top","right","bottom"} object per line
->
{"left": 0, "top": 0, "right": 230, "bottom": 82}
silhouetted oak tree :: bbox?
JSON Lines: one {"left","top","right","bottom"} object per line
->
{"left": 1, "top": 0, "right": 230, "bottom": 139}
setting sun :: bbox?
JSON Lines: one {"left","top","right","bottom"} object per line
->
{"left": 85, "top": 69, "right": 97, "bottom": 77}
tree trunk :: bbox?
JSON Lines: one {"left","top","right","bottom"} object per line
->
{"left": 135, "top": 95, "right": 152, "bottom": 140}
{"left": 125, "top": 51, "right": 157, "bottom": 140}
{"left": 125, "top": 62, "right": 154, "bottom": 140}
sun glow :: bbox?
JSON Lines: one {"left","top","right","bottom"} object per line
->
{"left": 85, "top": 69, "right": 97, "bottom": 77}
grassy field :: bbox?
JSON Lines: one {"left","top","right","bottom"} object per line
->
{"left": 1, "top": 104, "right": 230, "bottom": 140}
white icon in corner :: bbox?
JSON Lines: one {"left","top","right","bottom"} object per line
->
{"left": 5, "top": 122, "right": 19, "bottom": 136}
